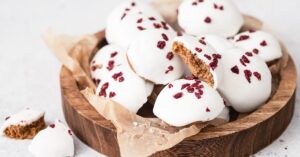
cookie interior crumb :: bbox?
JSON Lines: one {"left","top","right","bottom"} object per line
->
{"left": 173, "top": 42, "right": 214, "bottom": 86}
{"left": 3, "top": 116, "right": 46, "bottom": 139}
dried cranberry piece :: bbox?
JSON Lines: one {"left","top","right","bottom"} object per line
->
{"left": 125, "top": 8, "right": 130, "bottom": 11}
{"left": 214, "top": 3, "right": 218, "bottom": 9}
{"left": 253, "top": 72, "right": 261, "bottom": 80}
{"left": 187, "top": 86, "right": 195, "bottom": 93}
{"left": 137, "top": 26, "right": 145, "bottom": 30}
{"left": 96, "top": 79, "right": 101, "bottom": 85}
{"left": 206, "top": 107, "right": 211, "bottom": 112}
{"left": 148, "top": 17, "right": 156, "bottom": 21}
{"left": 212, "top": 54, "right": 221, "bottom": 59}
{"left": 112, "top": 72, "right": 123, "bottom": 80}
{"left": 184, "top": 76, "right": 195, "bottom": 80}
{"left": 157, "top": 41, "right": 166, "bottom": 49}
{"left": 195, "top": 92, "right": 201, "bottom": 99}
{"left": 240, "top": 59, "right": 246, "bottom": 67}
{"left": 204, "top": 54, "right": 212, "bottom": 60}
{"left": 168, "top": 83, "right": 173, "bottom": 88}
{"left": 249, "top": 29, "right": 256, "bottom": 33}
{"left": 153, "top": 23, "right": 161, "bottom": 29}
{"left": 107, "top": 60, "right": 115, "bottom": 71}
{"left": 99, "top": 82, "right": 109, "bottom": 97}
{"left": 166, "top": 52, "right": 174, "bottom": 60}
{"left": 131, "top": 2, "right": 136, "bottom": 6}
{"left": 109, "top": 92, "right": 116, "bottom": 98}
{"left": 121, "top": 13, "right": 126, "bottom": 20}
{"left": 192, "top": 2, "right": 197, "bottom": 5}
{"left": 137, "top": 18, "right": 143, "bottom": 23}
{"left": 50, "top": 124, "right": 55, "bottom": 128}
{"left": 161, "top": 21, "right": 169, "bottom": 30}
{"left": 162, "top": 33, "right": 169, "bottom": 41}
{"left": 91, "top": 65, "right": 97, "bottom": 71}
{"left": 204, "top": 17, "right": 212, "bottom": 23}
{"left": 173, "top": 92, "right": 183, "bottom": 99}
{"left": 110, "top": 51, "right": 118, "bottom": 58}
{"left": 236, "top": 35, "right": 250, "bottom": 42}
{"left": 231, "top": 65, "right": 239, "bottom": 74}
{"left": 253, "top": 48, "right": 259, "bottom": 54}
{"left": 199, "top": 39, "right": 206, "bottom": 45}
{"left": 68, "top": 130, "right": 72, "bottom": 136}
{"left": 245, "top": 52, "right": 253, "bottom": 57}
{"left": 219, "top": 6, "right": 224, "bottom": 10}
{"left": 165, "top": 66, "right": 174, "bottom": 74}
{"left": 195, "top": 47, "right": 202, "bottom": 53}
{"left": 244, "top": 70, "right": 252, "bottom": 83}
{"left": 260, "top": 40, "right": 268, "bottom": 46}
{"left": 5, "top": 116, "right": 10, "bottom": 120}
{"left": 241, "top": 55, "right": 250, "bottom": 64}
{"left": 181, "top": 83, "right": 190, "bottom": 90}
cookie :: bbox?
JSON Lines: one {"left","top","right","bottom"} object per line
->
{"left": 29, "top": 120, "right": 74, "bottom": 157}
{"left": 177, "top": 0, "right": 244, "bottom": 37}
{"left": 153, "top": 78, "right": 225, "bottom": 127}
{"left": 200, "top": 34, "right": 235, "bottom": 53}
{"left": 96, "top": 65, "right": 149, "bottom": 113}
{"left": 230, "top": 30, "right": 282, "bottom": 62}
{"left": 127, "top": 29, "right": 184, "bottom": 84}
{"left": 1, "top": 108, "right": 45, "bottom": 139}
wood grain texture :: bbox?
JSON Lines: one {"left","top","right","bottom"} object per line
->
{"left": 60, "top": 17, "right": 297, "bottom": 157}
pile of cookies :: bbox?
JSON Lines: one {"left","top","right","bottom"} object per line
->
{"left": 91, "top": 0, "right": 282, "bottom": 127}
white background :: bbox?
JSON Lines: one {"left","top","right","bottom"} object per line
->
{"left": 0, "top": 0, "right": 299, "bottom": 156}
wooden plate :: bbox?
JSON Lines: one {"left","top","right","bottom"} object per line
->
{"left": 60, "top": 17, "right": 297, "bottom": 157}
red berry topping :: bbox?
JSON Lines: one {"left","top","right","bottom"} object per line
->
{"left": 162, "top": 33, "right": 169, "bottom": 41}
{"left": 241, "top": 55, "right": 250, "bottom": 64}
{"left": 161, "top": 21, "right": 169, "bottom": 30}
{"left": 181, "top": 83, "right": 190, "bottom": 90}
{"left": 260, "top": 40, "right": 267, "bottom": 46}
{"left": 212, "top": 54, "right": 222, "bottom": 59}
{"left": 137, "top": 18, "right": 143, "bottom": 23}
{"left": 245, "top": 52, "right": 253, "bottom": 57}
{"left": 110, "top": 51, "right": 118, "bottom": 58}
{"left": 148, "top": 17, "right": 156, "bottom": 21}
{"left": 68, "top": 130, "right": 72, "bottom": 135}
{"left": 50, "top": 124, "right": 55, "bottom": 128}
{"left": 165, "top": 65, "right": 174, "bottom": 74}
{"left": 195, "top": 92, "right": 201, "bottom": 99}
{"left": 166, "top": 52, "right": 174, "bottom": 60}
{"left": 5, "top": 116, "right": 10, "bottom": 120}
{"left": 249, "top": 29, "right": 256, "bottom": 33}
{"left": 125, "top": 8, "right": 130, "bottom": 11}
{"left": 244, "top": 70, "right": 252, "bottom": 83}
{"left": 173, "top": 92, "right": 183, "bottom": 99}
{"left": 131, "top": 2, "right": 136, "bottom": 6}
{"left": 157, "top": 41, "right": 166, "bottom": 49}
{"left": 107, "top": 60, "right": 115, "bottom": 71}
{"left": 137, "top": 26, "right": 145, "bottom": 30}
{"left": 121, "top": 13, "right": 126, "bottom": 20}
{"left": 168, "top": 83, "right": 174, "bottom": 88}
{"left": 204, "top": 54, "right": 212, "bottom": 60}
{"left": 187, "top": 86, "right": 195, "bottom": 93}
{"left": 204, "top": 17, "right": 212, "bottom": 23}
{"left": 195, "top": 47, "right": 202, "bottom": 53}
{"left": 253, "top": 48, "right": 259, "bottom": 54}
{"left": 236, "top": 35, "right": 250, "bottom": 42}
{"left": 96, "top": 79, "right": 101, "bottom": 85}
{"left": 192, "top": 2, "right": 197, "bottom": 6}
{"left": 99, "top": 82, "right": 109, "bottom": 97}
{"left": 91, "top": 66, "right": 97, "bottom": 71}
{"left": 119, "top": 77, "right": 125, "bottom": 82}
{"left": 231, "top": 65, "right": 239, "bottom": 74}
{"left": 214, "top": 3, "right": 218, "bottom": 9}
{"left": 219, "top": 6, "right": 224, "bottom": 10}
{"left": 253, "top": 72, "right": 261, "bottom": 80}
{"left": 206, "top": 107, "right": 211, "bottom": 112}
{"left": 109, "top": 92, "right": 116, "bottom": 98}
{"left": 199, "top": 39, "right": 207, "bottom": 45}
{"left": 153, "top": 23, "right": 161, "bottom": 29}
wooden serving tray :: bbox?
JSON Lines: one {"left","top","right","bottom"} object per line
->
{"left": 60, "top": 17, "right": 297, "bottom": 157}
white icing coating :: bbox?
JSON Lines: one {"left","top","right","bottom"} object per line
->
{"left": 145, "top": 81, "right": 154, "bottom": 96}
{"left": 96, "top": 65, "right": 148, "bottom": 113}
{"left": 201, "top": 34, "right": 235, "bottom": 54}
{"left": 218, "top": 48, "right": 272, "bottom": 112}
{"left": 106, "top": 0, "right": 167, "bottom": 48}
{"left": 29, "top": 120, "right": 74, "bottom": 157}
{"left": 217, "top": 106, "right": 230, "bottom": 121}
{"left": 230, "top": 30, "right": 282, "bottom": 62}
{"left": 153, "top": 78, "right": 225, "bottom": 127}
{"left": 173, "top": 34, "right": 224, "bottom": 88}
{"left": 127, "top": 29, "right": 184, "bottom": 85}
{"left": 177, "top": 0, "right": 244, "bottom": 37}
{"left": 0, "top": 108, "right": 44, "bottom": 136}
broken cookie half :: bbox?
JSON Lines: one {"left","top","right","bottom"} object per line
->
{"left": 1, "top": 108, "right": 45, "bottom": 139}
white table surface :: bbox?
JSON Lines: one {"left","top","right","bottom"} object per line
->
{"left": 0, "top": 0, "right": 299, "bottom": 156}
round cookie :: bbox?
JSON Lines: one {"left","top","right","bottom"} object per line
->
{"left": 172, "top": 34, "right": 224, "bottom": 88}
{"left": 217, "top": 106, "right": 230, "bottom": 122}
{"left": 96, "top": 65, "right": 149, "bottom": 113}
{"left": 218, "top": 48, "right": 272, "bottom": 112}
{"left": 153, "top": 78, "right": 225, "bottom": 127}
{"left": 177, "top": 0, "right": 244, "bottom": 37}
{"left": 127, "top": 29, "right": 184, "bottom": 85}
{"left": 0, "top": 108, "right": 45, "bottom": 139}
{"left": 29, "top": 120, "right": 74, "bottom": 157}
{"left": 230, "top": 30, "right": 282, "bottom": 62}
{"left": 106, "top": 0, "right": 171, "bottom": 48}
{"left": 200, "top": 34, "right": 235, "bottom": 54}
{"left": 90, "top": 44, "right": 128, "bottom": 86}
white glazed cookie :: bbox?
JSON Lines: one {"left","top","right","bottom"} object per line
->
{"left": 0, "top": 109, "right": 44, "bottom": 136}
{"left": 127, "top": 29, "right": 184, "bottom": 85}
{"left": 217, "top": 106, "right": 230, "bottom": 121}
{"left": 230, "top": 30, "right": 282, "bottom": 62}
{"left": 96, "top": 65, "right": 149, "bottom": 113}
{"left": 106, "top": 0, "right": 172, "bottom": 48}
{"left": 29, "top": 120, "right": 74, "bottom": 157}
{"left": 218, "top": 48, "right": 272, "bottom": 112}
{"left": 177, "top": 0, "right": 244, "bottom": 37}
{"left": 200, "top": 34, "right": 235, "bottom": 54}
{"left": 172, "top": 34, "right": 224, "bottom": 88}
{"left": 90, "top": 44, "right": 127, "bottom": 86}
{"left": 153, "top": 78, "right": 225, "bottom": 127}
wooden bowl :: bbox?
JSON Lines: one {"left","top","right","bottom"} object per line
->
{"left": 60, "top": 19, "right": 297, "bottom": 157}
